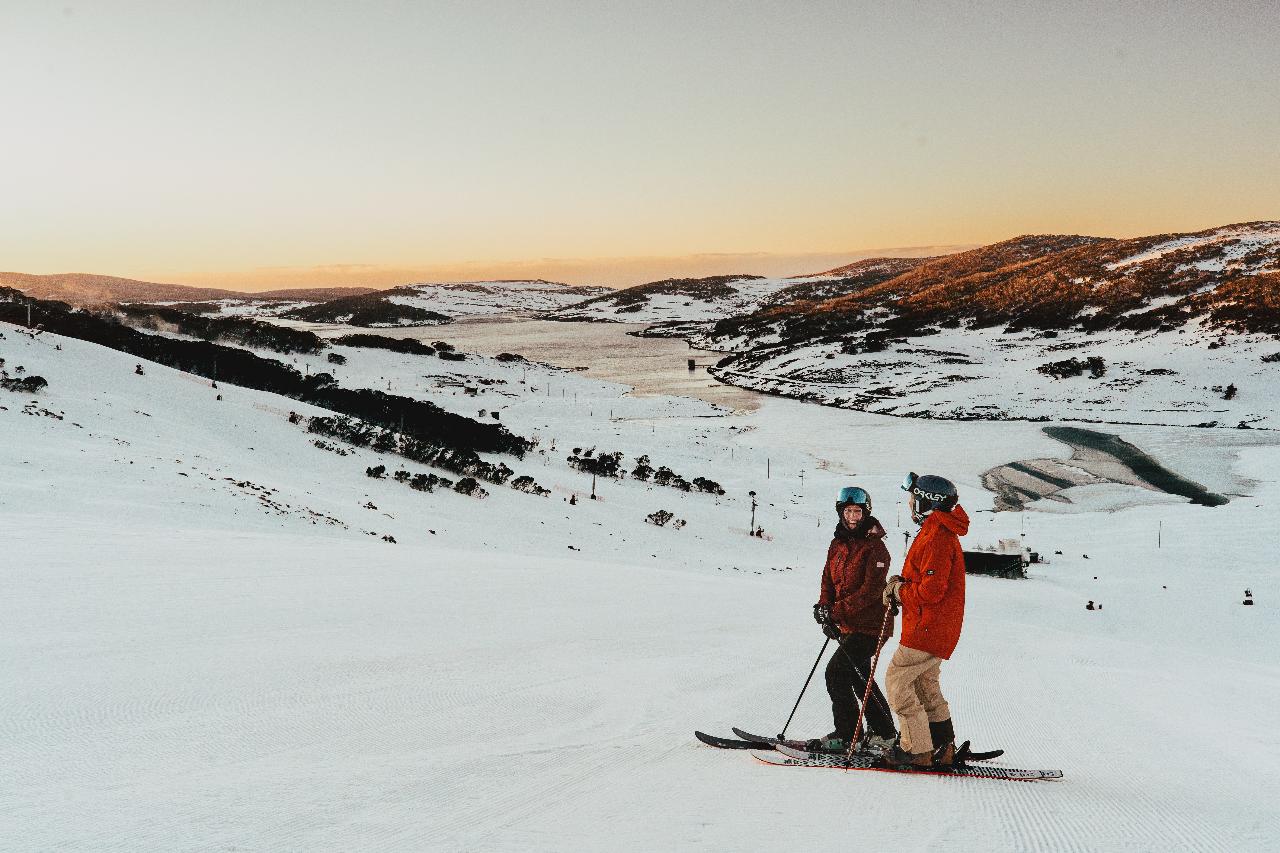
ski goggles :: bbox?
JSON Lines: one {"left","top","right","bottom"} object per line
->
{"left": 836, "top": 486, "right": 871, "bottom": 509}
{"left": 901, "top": 472, "right": 919, "bottom": 493}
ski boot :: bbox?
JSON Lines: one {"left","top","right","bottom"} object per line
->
{"left": 929, "top": 719, "right": 956, "bottom": 767}
{"left": 879, "top": 743, "right": 933, "bottom": 769}
{"left": 804, "top": 732, "right": 847, "bottom": 753}
{"left": 860, "top": 732, "right": 896, "bottom": 753}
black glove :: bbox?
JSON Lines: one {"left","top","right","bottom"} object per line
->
{"left": 814, "top": 604, "right": 840, "bottom": 639}
{"left": 813, "top": 603, "right": 831, "bottom": 625}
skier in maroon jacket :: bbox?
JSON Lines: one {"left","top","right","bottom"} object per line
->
{"left": 811, "top": 486, "right": 897, "bottom": 752}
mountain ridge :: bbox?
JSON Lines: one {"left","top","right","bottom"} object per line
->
{"left": 0, "top": 271, "right": 379, "bottom": 306}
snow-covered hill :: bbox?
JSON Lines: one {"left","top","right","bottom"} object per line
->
{"left": 701, "top": 223, "right": 1280, "bottom": 348}
{"left": 281, "top": 280, "right": 611, "bottom": 327}
{"left": 3, "top": 319, "right": 1279, "bottom": 851}
{"left": 0, "top": 270, "right": 375, "bottom": 308}
{"left": 708, "top": 321, "right": 1280, "bottom": 428}
{"left": 546, "top": 272, "right": 892, "bottom": 327}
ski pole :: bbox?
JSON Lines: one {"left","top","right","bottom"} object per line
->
{"left": 847, "top": 600, "right": 896, "bottom": 759}
{"left": 778, "top": 636, "right": 830, "bottom": 740}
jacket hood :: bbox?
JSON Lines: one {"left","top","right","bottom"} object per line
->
{"left": 834, "top": 514, "right": 887, "bottom": 541}
{"left": 927, "top": 504, "right": 969, "bottom": 537}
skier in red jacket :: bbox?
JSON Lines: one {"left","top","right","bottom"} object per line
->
{"left": 880, "top": 472, "right": 969, "bottom": 768}
{"left": 811, "top": 486, "right": 897, "bottom": 752}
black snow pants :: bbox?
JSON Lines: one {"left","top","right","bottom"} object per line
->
{"left": 825, "top": 631, "right": 896, "bottom": 741}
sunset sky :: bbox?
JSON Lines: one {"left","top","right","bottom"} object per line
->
{"left": 3, "top": 1, "right": 1277, "bottom": 289}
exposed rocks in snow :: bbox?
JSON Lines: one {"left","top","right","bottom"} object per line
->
{"left": 983, "top": 425, "right": 1229, "bottom": 510}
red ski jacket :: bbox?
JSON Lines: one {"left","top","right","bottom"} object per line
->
{"left": 899, "top": 505, "right": 969, "bottom": 659}
{"left": 818, "top": 517, "right": 895, "bottom": 638}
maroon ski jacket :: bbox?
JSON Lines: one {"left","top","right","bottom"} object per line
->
{"left": 817, "top": 517, "right": 894, "bottom": 638}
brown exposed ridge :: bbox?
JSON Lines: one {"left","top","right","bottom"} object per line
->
{"left": 251, "top": 286, "right": 380, "bottom": 300}
{"left": 803, "top": 256, "right": 937, "bottom": 279}
{"left": 808, "top": 234, "right": 1110, "bottom": 319}
{"left": 398, "top": 280, "right": 604, "bottom": 296}
{"left": 706, "top": 222, "right": 1280, "bottom": 344}
{"left": 0, "top": 272, "right": 382, "bottom": 306}
{"left": 0, "top": 272, "right": 244, "bottom": 305}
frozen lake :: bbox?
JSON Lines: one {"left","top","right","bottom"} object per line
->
{"left": 287, "top": 315, "right": 766, "bottom": 412}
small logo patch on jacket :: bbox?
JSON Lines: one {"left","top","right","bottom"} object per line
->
{"left": 877, "top": 562, "right": 885, "bottom": 568}
{"left": 926, "top": 569, "right": 935, "bottom": 575}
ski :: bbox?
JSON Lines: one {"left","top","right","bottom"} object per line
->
{"left": 695, "top": 730, "right": 835, "bottom": 752}
{"left": 694, "top": 731, "right": 761, "bottom": 750}
{"left": 698, "top": 729, "right": 858, "bottom": 755}
{"left": 731, "top": 727, "right": 1004, "bottom": 762}
{"left": 731, "top": 727, "right": 799, "bottom": 746}
{"left": 729, "top": 728, "right": 825, "bottom": 751}
{"left": 756, "top": 744, "right": 1062, "bottom": 782}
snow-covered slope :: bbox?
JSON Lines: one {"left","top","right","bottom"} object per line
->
{"left": 1105, "top": 221, "right": 1280, "bottom": 272}
{"left": 3, "top": 319, "right": 1279, "bottom": 851}
{"left": 709, "top": 322, "right": 1280, "bottom": 428}
{"left": 385, "top": 279, "right": 611, "bottom": 316}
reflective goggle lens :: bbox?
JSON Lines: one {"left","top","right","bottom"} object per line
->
{"left": 838, "top": 487, "right": 868, "bottom": 505}
{"left": 901, "top": 472, "right": 918, "bottom": 492}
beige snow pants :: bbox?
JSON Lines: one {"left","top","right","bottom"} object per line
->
{"left": 884, "top": 645, "right": 951, "bottom": 754}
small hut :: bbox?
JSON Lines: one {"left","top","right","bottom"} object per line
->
{"left": 962, "top": 551, "right": 1027, "bottom": 579}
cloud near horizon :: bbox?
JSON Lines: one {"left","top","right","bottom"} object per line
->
{"left": 168, "top": 246, "right": 973, "bottom": 292}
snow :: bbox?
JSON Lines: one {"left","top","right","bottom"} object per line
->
{"left": 1106, "top": 222, "right": 1280, "bottom": 270}
{"left": 3, "top": 319, "right": 1279, "bottom": 851}
{"left": 214, "top": 299, "right": 313, "bottom": 318}
{"left": 710, "top": 324, "right": 1280, "bottom": 429}
{"left": 553, "top": 276, "right": 826, "bottom": 325}
{"left": 386, "top": 281, "right": 611, "bottom": 317}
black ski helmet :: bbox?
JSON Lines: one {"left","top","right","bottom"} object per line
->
{"left": 901, "top": 472, "right": 958, "bottom": 522}
{"left": 835, "top": 485, "right": 872, "bottom": 514}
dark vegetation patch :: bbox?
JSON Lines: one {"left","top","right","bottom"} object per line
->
{"left": 1195, "top": 272, "right": 1280, "bottom": 335}
{"left": 566, "top": 449, "right": 726, "bottom": 495}
{"left": 283, "top": 291, "right": 452, "bottom": 327}
{"left": 333, "top": 334, "right": 436, "bottom": 356}
{"left": 135, "top": 301, "right": 226, "bottom": 313}
{"left": 305, "top": 414, "right": 521, "bottom": 483}
{"left": 1037, "top": 356, "right": 1107, "bottom": 379}
{"left": 118, "top": 303, "right": 325, "bottom": 354}
{"left": 393, "top": 468, "right": 454, "bottom": 493}
{"left": 645, "top": 509, "right": 686, "bottom": 528}
{"left": 511, "top": 474, "right": 551, "bottom": 496}
{"left": 0, "top": 367, "right": 48, "bottom": 394}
